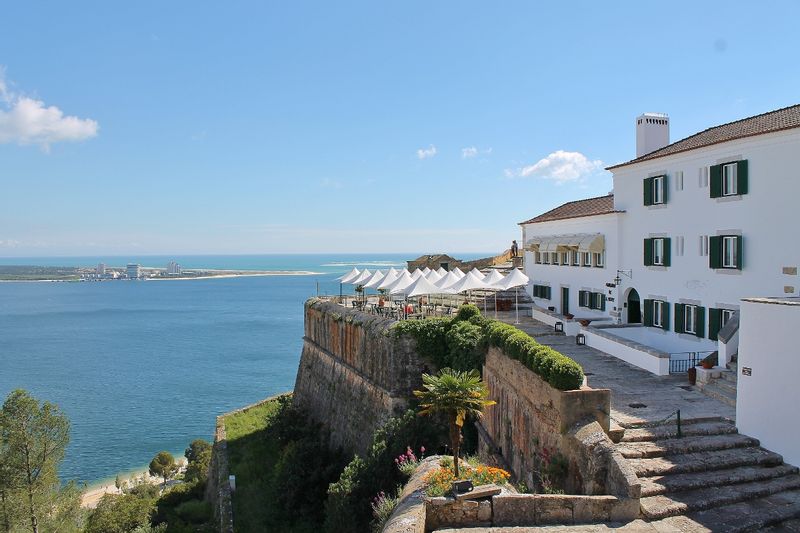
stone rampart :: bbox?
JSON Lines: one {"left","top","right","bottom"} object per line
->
{"left": 292, "top": 299, "right": 429, "bottom": 456}
{"left": 478, "top": 346, "right": 613, "bottom": 493}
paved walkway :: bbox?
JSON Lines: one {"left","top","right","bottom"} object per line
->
{"left": 492, "top": 312, "right": 735, "bottom": 427}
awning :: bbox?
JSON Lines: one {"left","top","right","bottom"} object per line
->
{"left": 526, "top": 233, "right": 604, "bottom": 253}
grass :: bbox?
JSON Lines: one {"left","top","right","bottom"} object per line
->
{"left": 223, "top": 398, "right": 283, "bottom": 533}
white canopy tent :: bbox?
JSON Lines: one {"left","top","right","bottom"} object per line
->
{"left": 435, "top": 266, "right": 448, "bottom": 276}
{"left": 469, "top": 268, "right": 486, "bottom": 280}
{"left": 410, "top": 268, "right": 425, "bottom": 280}
{"left": 425, "top": 269, "right": 443, "bottom": 284}
{"left": 482, "top": 269, "right": 506, "bottom": 317}
{"left": 338, "top": 267, "right": 361, "bottom": 283}
{"left": 493, "top": 268, "right": 530, "bottom": 324}
{"left": 360, "top": 270, "right": 386, "bottom": 290}
{"left": 452, "top": 267, "right": 466, "bottom": 279}
{"left": 422, "top": 267, "right": 431, "bottom": 275}
{"left": 386, "top": 270, "right": 415, "bottom": 295}
{"left": 447, "top": 270, "right": 489, "bottom": 295}
{"left": 377, "top": 269, "right": 403, "bottom": 290}
{"left": 349, "top": 269, "right": 372, "bottom": 286}
{"left": 435, "top": 271, "right": 462, "bottom": 293}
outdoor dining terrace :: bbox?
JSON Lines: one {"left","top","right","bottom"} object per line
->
{"left": 328, "top": 264, "right": 532, "bottom": 321}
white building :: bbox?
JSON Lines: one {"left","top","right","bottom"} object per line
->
{"left": 126, "top": 263, "right": 141, "bottom": 279}
{"left": 520, "top": 104, "right": 800, "bottom": 374}
{"left": 166, "top": 261, "right": 181, "bottom": 276}
{"left": 97, "top": 263, "right": 106, "bottom": 276}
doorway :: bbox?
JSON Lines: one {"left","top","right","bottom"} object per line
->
{"left": 627, "top": 288, "right": 641, "bottom": 324}
{"left": 561, "top": 287, "right": 570, "bottom": 316}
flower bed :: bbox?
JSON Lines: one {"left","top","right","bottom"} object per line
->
{"left": 423, "top": 458, "right": 510, "bottom": 496}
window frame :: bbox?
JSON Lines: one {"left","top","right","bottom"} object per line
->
{"left": 653, "top": 300, "right": 664, "bottom": 328}
{"left": 582, "top": 252, "right": 591, "bottom": 267}
{"left": 579, "top": 291, "right": 590, "bottom": 307}
{"left": 535, "top": 251, "right": 541, "bottom": 264}
{"left": 721, "top": 309, "right": 734, "bottom": 327}
{"left": 593, "top": 251, "right": 604, "bottom": 268}
{"left": 722, "top": 163, "right": 738, "bottom": 196}
{"left": 684, "top": 305, "right": 697, "bottom": 334}
{"left": 572, "top": 252, "right": 580, "bottom": 266}
{"left": 652, "top": 176, "right": 664, "bottom": 204}
{"left": 722, "top": 236, "right": 738, "bottom": 268}
{"left": 561, "top": 251, "right": 570, "bottom": 266}
{"left": 652, "top": 238, "right": 665, "bottom": 266}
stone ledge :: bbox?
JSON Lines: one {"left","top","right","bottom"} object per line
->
{"left": 492, "top": 494, "right": 639, "bottom": 526}
{"left": 585, "top": 326, "right": 670, "bottom": 359}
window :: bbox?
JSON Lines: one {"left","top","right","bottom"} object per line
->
{"left": 684, "top": 305, "right": 697, "bottom": 334}
{"left": 643, "top": 175, "right": 668, "bottom": 206}
{"left": 644, "top": 237, "right": 671, "bottom": 267}
{"left": 676, "top": 236, "right": 684, "bottom": 257}
{"left": 551, "top": 252, "right": 559, "bottom": 265}
{"left": 572, "top": 252, "right": 580, "bottom": 266}
{"left": 675, "top": 170, "right": 684, "bottom": 191}
{"left": 709, "top": 308, "right": 736, "bottom": 340}
{"left": 593, "top": 252, "right": 604, "bottom": 268}
{"left": 591, "top": 292, "right": 606, "bottom": 311}
{"left": 699, "top": 166, "right": 709, "bottom": 188}
{"left": 535, "top": 251, "right": 541, "bottom": 264}
{"left": 699, "top": 235, "right": 709, "bottom": 256}
{"left": 644, "top": 299, "right": 670, "bottom": 330}
{"left": 711, "top": 160, "right": 748, "bottom": 198}
{"left": 533, "top": 285, "right": 551, "bottom": 299}
{"left": 579, "top": 290, "right": 591, "bottom": 307}
{"left": 653, "top": 301, "right": 664, "bottom": 328}
{"left": 722, "top": 236, "right": 738, "bottom": 268}
{"left": 561, "top": 251, "right": 569, "bottom": 266}
{"left": 711, "top": 235, "right": 742, "bottom": 269}
{"left": 722, "top": 163, "right": 737, "bottom": 196}
{"left": 582, "top": 252, "right": 591, "bottom": 267}
{"left": 542, "top": 253, "right": 550, "bottom": 265}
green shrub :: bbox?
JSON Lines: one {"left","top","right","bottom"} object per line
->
{"left": 445, "top": 321, "right": 485, "bottom": 371}
{"left": 174, "top": 499, "right": 212, "bottom": 524}
{"left": 393, "top": 317, "right": 452, "bottom": 368}
{"left": 454, "top": 304, "right": 481, "bottom": 322}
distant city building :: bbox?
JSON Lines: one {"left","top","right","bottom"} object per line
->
{"left": 126, "top": 263, "right": 141, "bottom": 279}
{"left": 166, "top": 261, "right": 182, "bottom": 276}
{"left": 97, "top": 263, "right": 106, "bottom": 276}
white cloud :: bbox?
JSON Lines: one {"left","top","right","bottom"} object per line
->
{"left": 461, "top": 146, "right": 478, "bottom": 158}
{"left": 462, "top": 146, "right": 492, "bottom": 159}
{"left": 506, "top": 150, "right": 603, "bottom": 184}
{"left": 0, "top": 239, "right": 20, "bottom": 248}
{"left": 0, "top": 67, "right": 98, "bottom": 151}
{"left": 416, "top": 145, "right": 437, "bottom": 159}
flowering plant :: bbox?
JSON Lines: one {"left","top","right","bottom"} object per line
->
{"left": 395, "top": 445, "right": 425, "bottom": 476}
{"left": 423, "top": 460, "right": 510, "bottom": 496}
{"left": 370, "top": 490, "right": 399, "bottom": 532}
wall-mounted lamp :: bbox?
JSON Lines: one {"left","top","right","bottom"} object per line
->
{"left": 554, "top": 321, "right": 564, "bottom": 333}
{"left": 576, "top": 333, "right": 586, "bottom": 346}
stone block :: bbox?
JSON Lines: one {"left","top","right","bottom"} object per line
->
{"left": 536, "top": 494, "right": 575, "bottom": 524}
{"left": 609, "top": 497, "right": 641, "bottom": 522}
{"left": 455, "top": 484, "right": 502, "bottom": 501}
{"left": 492, "top": 494, "right": 537, "bottom": 526}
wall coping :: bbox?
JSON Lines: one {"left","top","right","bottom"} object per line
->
{"left": 584, "top": 325, "right": 671, "bottom": 359}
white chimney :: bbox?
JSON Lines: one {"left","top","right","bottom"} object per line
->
{"left": 636, "top": 113, "right": 669, "bottom": 157}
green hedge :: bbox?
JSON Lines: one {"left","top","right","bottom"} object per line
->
{"left": 393, "top": 306, "right": 584, "bottom": 391}
{"left": 483, "top": 321, "right": 584, "bottom": 390}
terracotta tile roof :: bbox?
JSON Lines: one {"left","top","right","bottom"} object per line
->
{"left": 519, "top": 194, "right": 618, "bottom": 225}
{"left": 608, "top": 104, "right": 800, "bottom": 170}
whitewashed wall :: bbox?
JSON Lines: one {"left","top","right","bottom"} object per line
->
{"left": 521, "top": 211, "right": 621, "bottom": 320}
{"left": 611, "top": 128, "right": 800, "bottom": 341}
{"left": 737, "top": 298, "right": 800, "bottom": 467}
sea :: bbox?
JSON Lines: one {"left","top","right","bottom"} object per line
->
{"left": 0, "top": 254, "right": 485, "bottom": 485}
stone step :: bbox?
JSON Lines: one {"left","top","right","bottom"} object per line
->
{"left": 701, "top": 381, "right": 737, "bottom": 407}
{"left": 764, "top": 517, "right": 800, "bottom": 531}
{"left": 640, "top": 464, "right": 800, "bottom": 497}
{"left": 618, "top": 433, "right": 758, "bottom": 459}
{"left": 620, "top": 420, "right": 737, "bottom": 442}
{"left": 674, "top": 488, "right": 800, "bottom": 532}
{"left": 640, "top": 473, "right": 800, "bottom": 519}
{"left": 722, "top": 369, "right": 739, "bottom": 384}
{"left": 619, "top": 415, "right": 728, "bottom": 430}
{"left": 629, "top": 447, "right": 783, "bottom": 477}
{"left": 712, "top": 376, "right": 738, "bottom": 394}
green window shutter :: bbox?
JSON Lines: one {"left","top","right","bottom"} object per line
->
{"left": 709, "top": 236, "right": 721, "bottom": 269}
{"left": 710, "top": 164, "right": 722, "bottom": 198}
{"left": 643, "top": 177, "right": 653, "bottom": 205}
{"left": 674, "top": 303, "right": 685, "bottom": 334}
{"left": 736, "top": 236, "right": 743, "bottom": 270}
{"left": 737, "top": 160, "right": 748, "bottom": 195}
{"left": 643, "top": 238, "right": 653, "bottom": 266}
{"left": 709, "top": 308, "right": 722, "bottom": 341}
{"left": 579, "top": 290, "right": 587, "bottom": 307}
{"left": 663, "top": 237, "right": 671, "bottom": 267}
{"left": 662, "top": 175, "right": 669, "bottom": 204}
{"left": 695, "top": 306, "right": 705, "bottom": 338}
{"left": 661, "top": 301, "right": 670, "bottom": 331}
{"left": 589, "top": 292, "right": 597, "bottom": 310}
{"left": 600, "top": 294, "right": 606, "bottom": 311}
{"left": 643, "top": 299, "right": 653, "bottom": 326}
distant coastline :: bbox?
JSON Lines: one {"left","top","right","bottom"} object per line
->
{"left": 0, "top": 266, "right": 322, "bottom": 283}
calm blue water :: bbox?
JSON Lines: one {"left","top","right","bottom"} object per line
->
{"left": 0, "top": 254, "right": 486, "bottom": 484}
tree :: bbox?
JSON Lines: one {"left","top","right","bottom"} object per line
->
{"left": 0, "top": 389, "right": 71, "bottom": 533}
{"left": 85, "top": 491, "right": 157, "bottom": 533}
{"left": 413, "top": 368, "right": 495, "bottom": 479}
{"left": 148, "top": 452, "right": 178, "bottom": 489}
{"left": 183, "top": 439, "right": 212, "bottom": 483}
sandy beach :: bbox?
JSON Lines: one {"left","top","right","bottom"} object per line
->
{"left": 81, "top": 458, "right": 188, "bottom": 509}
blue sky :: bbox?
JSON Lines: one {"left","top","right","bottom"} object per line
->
{"left": 1, "top": 1, "right": 799, "bottom": 256}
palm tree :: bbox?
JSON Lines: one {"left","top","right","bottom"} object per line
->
{"left": 413, "top": 368, "right": 495, "bottom": 479}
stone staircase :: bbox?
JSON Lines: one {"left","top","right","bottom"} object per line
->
{"left": 697, "top": 359, "right": 738, "bottom": 407}
{"left": 618, "top": 417, "right": 800, "bottom": 530}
